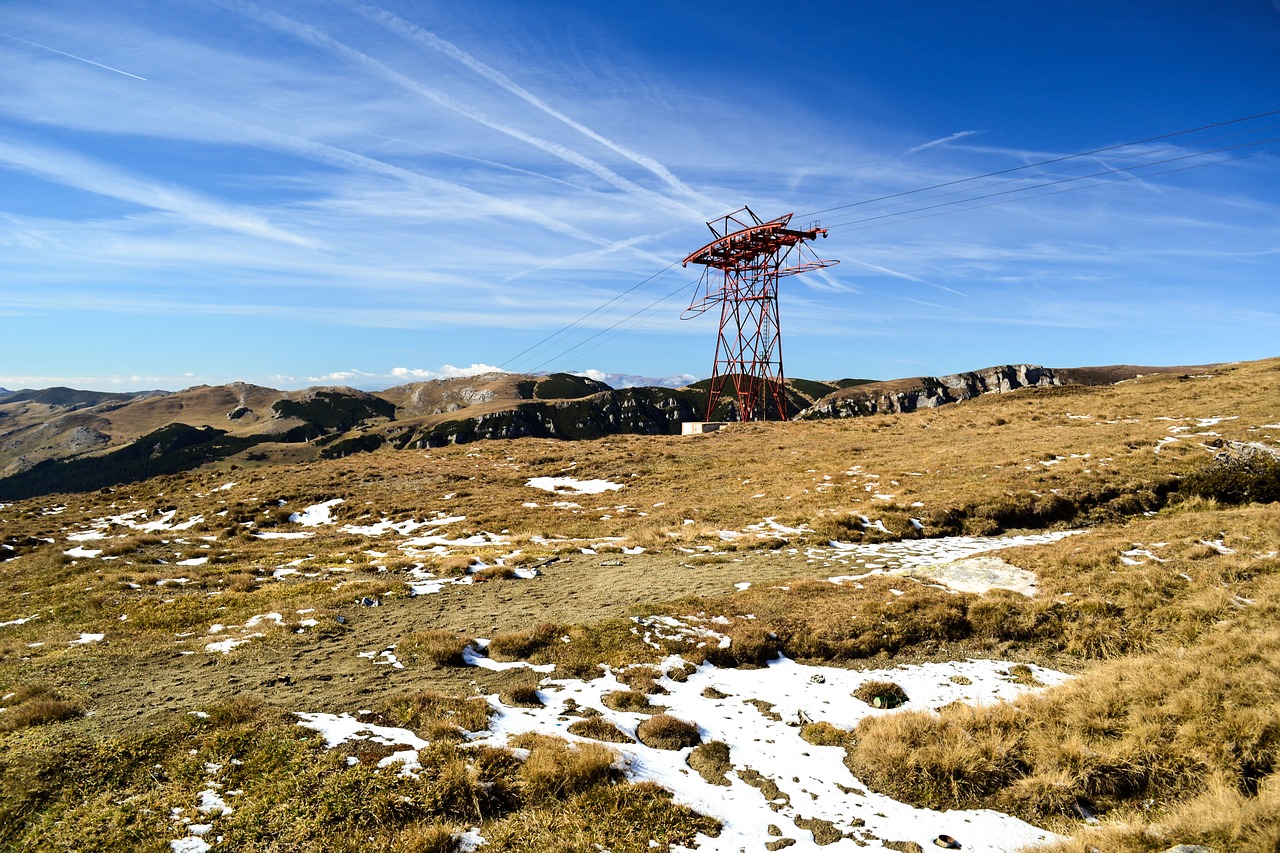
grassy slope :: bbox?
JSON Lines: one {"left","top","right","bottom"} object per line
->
{"left": 0, "top": 358, "right": 1277, "bottom": 851}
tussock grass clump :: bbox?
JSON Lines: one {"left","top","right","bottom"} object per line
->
{"left": 800, "top": 721, "right": 853, "bottom": 747}
{"left": 399, "top": 630, "right": 472, "bottom": 667}
{"left": 476, "top": 779, "right": 721, "bottom": 853}
{"left": 510, "top": 734, "right": 618, "bottom": 802}
{"left": 636, "top": 714, "right": 701, "bottom": 750}
{"left": 665, "top": 660, "right": 698, "bottom": 683}
{"left": 207, "top": 694, "right": 269, "bottom": 727}
{"left": 500, "top": 684, "right": 544, "bottom": 708}
{"left": 393, "top": 823, "right": 463, "bottom": 853}
{"left": 486, "top": 620, "right": 658, "bottom": 678}
{"left": 601, "top": 690, "right": 655, "bottom": 713}
{"left": 1005, "top": 663, "right": 1041, "bottom": 685}
{"left": 699, "top": 625, "right": 782, "bottom": 668}
{"left": 1026, "top": 773, "right": 1280, "bottom": 853}
{"left": 381, "top": 691, "right": 492, "bottom": 736}
{"left": 487, "top": 622, "right": 566, "bottom": 661}
{"left": 617, "top": 665, "right": 668, "bottom": 694}
{"left": 0, "top": 684, "right": 81, "bottom": 731}
{"left": 848, "top": 700, "right": 1026, "bottom": 810}
{"left": 853, "top": 680, "right": 909, "bottom": 709}
{"left": 567, "top": 717, "right": 634, "bottom": 743}
{"left": 673, "top": 578, "right": 970, "bottom": 665}
{"left": 849, "top": 625, "right": 1280, "bottom": 823}
{"left": 472, "top": 565, "right": 518, "bottom": 581}
{"left": 430, "top": 554, "right": 476, "bottom": 577}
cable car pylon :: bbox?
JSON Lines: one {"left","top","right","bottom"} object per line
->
{"left": 681, "top": 206, "right": 838, "bottom": 423}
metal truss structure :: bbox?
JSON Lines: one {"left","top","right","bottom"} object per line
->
{"left": 681, "top": 207, "right": 837, "bottom": 422}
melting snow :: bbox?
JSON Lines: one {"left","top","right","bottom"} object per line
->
{"left": 295, "top": 712, "right": 430, "bottom": 778}
{"left": 289, "top": 499, "right": 344, "bottom": 526}
{"left": 819, "top": 530, "right": 1084, "bottom": 596}
{"left": 471, "top": 655, "right": 1066, "bottom": 852}
{"left": 526, "top": 477, "right": 624, "bottom": 495}
{"left": 295, "top": 653, "right": 1066, "bottom": 850}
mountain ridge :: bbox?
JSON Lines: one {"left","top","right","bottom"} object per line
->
{"left": 0, "top": 361, "right": 1231, "bottom": 500}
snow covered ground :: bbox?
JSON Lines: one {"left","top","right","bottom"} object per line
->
{"left": 297, "top": 653, "right": 1067, "bottom": 853}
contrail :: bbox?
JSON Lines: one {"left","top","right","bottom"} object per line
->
{"left": 232, "top": 2, "right": 706, "bottom": 219}
{"left": 359, "top": 5, "right": 717, "bottom": 211}
{"left": 905, "top": 130, "right": 979, "bottom": 156}
{"left": 2, "top": 33, "right": 147, "bottom": 81}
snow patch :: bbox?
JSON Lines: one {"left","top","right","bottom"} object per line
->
{"left": 526, "top": 476, "right": 624, "bottom": 495}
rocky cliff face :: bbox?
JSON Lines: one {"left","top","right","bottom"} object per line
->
{"left": 394, "top": 387, "right": 706, "bottom": 447}
{"left": 796, "top": 365, "right": 1065, "bottom": 419}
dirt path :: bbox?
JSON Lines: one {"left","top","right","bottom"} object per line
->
{"left": 65, "top": 548, "right": 826, "bottom": 734}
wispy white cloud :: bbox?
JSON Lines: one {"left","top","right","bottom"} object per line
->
{"left": 0, "top": 1, "right": 1275, "bottom": 388}
{"left": 359, "top": 5, "right": 719, "bottom": 212}
{"left": 229, "top": 1, "right": 706, "bottom": 220}
{"left": 0, "top": 136, "right": 313, "bottom": 246}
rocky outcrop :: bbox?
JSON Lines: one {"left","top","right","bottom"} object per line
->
{"left": 396, "top": 387, "right": 706, "bottom": 447}
{"left": 64, "top": 426, "right": 110, "bottom": 453}
{"left": 796, "top": 365, "right": 1065, "bottom": 420}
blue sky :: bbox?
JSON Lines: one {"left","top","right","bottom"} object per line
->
{"left": 1, "top": 0, "right": 1278, "bottom": 391}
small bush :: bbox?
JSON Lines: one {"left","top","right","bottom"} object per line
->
{"left": 636, "top": 714, "right": 701, "bottom": 750}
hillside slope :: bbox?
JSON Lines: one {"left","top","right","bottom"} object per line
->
{"left": 1, "top": 357, "right": 1278, "bottom": 852}
{"left": 0, "top": 362, "right": 1234, "bottom": 500}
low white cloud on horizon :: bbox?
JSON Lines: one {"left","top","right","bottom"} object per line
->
{"left": 573, "top": 368, "right": 699, "bottom": 389}
{"left": 307, "top": 364, "right": 509, "bottom": 388}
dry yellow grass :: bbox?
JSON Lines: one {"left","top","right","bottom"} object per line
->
{"left": 1, "top": 357, "right": 1278, "bottom": 851}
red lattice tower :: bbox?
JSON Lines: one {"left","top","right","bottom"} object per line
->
{"left": 682, "top": 207, "right": 837, "bottom": 422}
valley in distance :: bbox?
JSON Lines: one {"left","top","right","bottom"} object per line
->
{"left": 2, "top": 357, "right": 1279, "bottom": 853}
